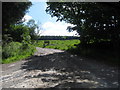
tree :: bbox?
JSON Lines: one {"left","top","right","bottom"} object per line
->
{"left": 5, "top": 19, "right": 40, "bottom": 43}
{"left": 26, "top": 19, "right": 40, "bottom": 41}
{"left": 46, "top": 2, "right": 120, "bottom": 49}
{"left": 2, "top": 1, "right": 32, "bottom": 43}
{"left": 2, "top": 1, "right": 32, "bottom": 30}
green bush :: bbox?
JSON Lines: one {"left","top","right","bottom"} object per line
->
{"left": 2, "top": 42, "right": 22, "bottom": 59}
{"left": 20, "top": 44, "right": 35, "bottom": 55}
{"left": 2, "top": 42, "right": 36, "bottom": 64}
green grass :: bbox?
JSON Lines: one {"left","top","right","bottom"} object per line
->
{"left": 2, "top": 42, "right": 36, "bottom": 64}
{"left": 2, "top": 40, "right": 118, "bottom": 66}
{"left": 2, "top": 49, "right": 36, "bottom": 64}
{"left": 2, "top": 40, "right": 80, "bottom": 64}
{"left": 36, "top": 40, "right": 80, "bottom": 50}
{"left": 2, "top": 51, "right": 34, "bottom": 64}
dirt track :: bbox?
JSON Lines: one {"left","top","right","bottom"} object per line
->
{"left": 1, "top": 47, "right": 119, "bottom": 88}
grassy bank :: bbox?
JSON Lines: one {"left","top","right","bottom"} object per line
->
{"left": 2, "top": 40, "right": 80, "bottom": 64}
{"left": 2, "top": 42, "right": 36, "bottom": 64}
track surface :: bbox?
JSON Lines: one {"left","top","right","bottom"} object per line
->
{"left": 1, "top": 47, "right": 119, "bottom": 88}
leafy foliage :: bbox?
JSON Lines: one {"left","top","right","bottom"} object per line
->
{"left": 2, "top": 19, "right": 39, "bottom": 63}
{"left": 46, "top": 2, "right": 120, "bottom": 49}
{"left": 2, "top": 2, "right": 32, "bottom": 30}
{"left": 2, "top": 42, "right": 22, "bottom": 59}
{"left": 2, "top": 42, "right": 35, "bottom": 64}
{"left": 3, "top": 19, "right": 40, "bottom": 44}
{"left": 26, "top": 19, "right": 40, "bottom": 40}
{"left": 2, "top": 2, "right": 32, "bottom": 43}
{"left": 2, "top": 2, "right": 40, "bottom": 64}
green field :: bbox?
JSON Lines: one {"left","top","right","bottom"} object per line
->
{"left": 36, "top": 40, "right": 80, "bottom": 50}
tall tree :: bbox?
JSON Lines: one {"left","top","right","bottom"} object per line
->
{"left": 2, "top": 1, "right": 32, "bottom": 42}
{"left": 5, "top": 19, "right": 40, "bottom": 42}
{"left": 2, "top": 1, "right": 32, "bottom": 31}
{"left": 46, "top": 2, "right": 120, "bottom": 48}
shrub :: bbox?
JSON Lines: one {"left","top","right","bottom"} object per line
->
{"left": 2, "top": 42, "right": 36, "bottom": 64}
{"left": 20, "top": 44, "right": 35, "bottom": 55}
{"left": 2, "top": 42, "right": 22, "bottom": 59}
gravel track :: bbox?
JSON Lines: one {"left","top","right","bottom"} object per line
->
{"left": 1, "top": 47, "right": 119, "bottom": 88}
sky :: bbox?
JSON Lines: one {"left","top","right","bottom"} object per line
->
{"left": 22, "top": 1, "right": 78, "bottom": 36}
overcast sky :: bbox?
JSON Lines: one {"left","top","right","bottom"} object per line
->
{"left": 22, "top": 1, "right": 78, "bottom": 36}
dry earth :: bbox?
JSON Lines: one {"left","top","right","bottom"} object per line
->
{"left": 1, "top": 47, "right": 119, "bottom": 89}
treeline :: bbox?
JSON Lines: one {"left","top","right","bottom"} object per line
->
{"left": 38, "top": 36, "right": 79, "bottom": 40}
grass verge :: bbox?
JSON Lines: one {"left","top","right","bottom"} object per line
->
{"left": 2, "top": 51, "right": 34, "bottom": 64}
{"left": 2, "top": 42, "right": 36, "bottom": 64}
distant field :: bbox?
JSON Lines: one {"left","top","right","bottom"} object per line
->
{"left": 36, "top": 40, "right": 80, "bottom": 50}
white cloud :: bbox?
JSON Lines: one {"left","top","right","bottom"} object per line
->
{"left": 22, "top": 15, "right": 33, "bottom": 23}
{"left": 40, "top": 21, "right": 79, "bottom": 36}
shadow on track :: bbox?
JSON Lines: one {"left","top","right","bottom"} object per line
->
{"left": 20, "top": 51, "right": 119, "bottom": 88}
